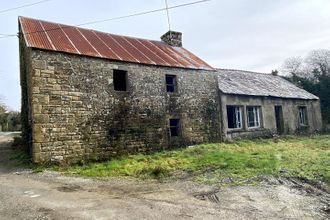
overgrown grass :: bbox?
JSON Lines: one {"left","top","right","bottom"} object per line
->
{"left": 59, "top": 135, "right": 330, "bottom": 184}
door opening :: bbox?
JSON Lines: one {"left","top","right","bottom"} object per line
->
{"left": 274, "top": 106, "right": 284, "bottom": 134}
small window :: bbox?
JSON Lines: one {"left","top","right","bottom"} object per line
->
{"left": 166, "top": 75, "right": 177, "bottom": 93}
{"left": 227, "top": 106, "right": 242, "bottom": 129}
{"left": 169, "top": 119, "right": 180, "bottom": 136}
{"left": 298, "top": 106, "right": 308, "bottom": 125}
{"left": 247, "top": 106, "right": 261, "bottom": 128}
{"left": 113, "top": 69, "right": 127, "bottom": 91}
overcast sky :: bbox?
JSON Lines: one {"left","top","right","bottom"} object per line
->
{"left": 0, "top": 0, "right": 330, "bottom": 110}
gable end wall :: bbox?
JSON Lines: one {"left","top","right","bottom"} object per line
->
{"left": 27, "top": 49, "right": 221, "bottom": 164}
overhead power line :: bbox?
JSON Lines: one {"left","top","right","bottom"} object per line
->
{"left": 0, "top": 0, "right": 52, "bottom": 14}
{"left": 0, "top": 33, "right": 16, "bottom": 37}
{"left": 71, "top": 0, "right": 211, "bottom": 27}
{"left": 165, "top": 0, "right": 172, "bottom": 31}
{"left": 0, "top": 0, "right": 211, "bottom": 39}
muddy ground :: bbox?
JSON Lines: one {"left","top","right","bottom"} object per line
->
{"left": 0, "top": 132, "right": 329, "bottom": 220}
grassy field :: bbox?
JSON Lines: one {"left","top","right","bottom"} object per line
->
{"left": 58, "top": 135, "right": 330, "bottom": 184}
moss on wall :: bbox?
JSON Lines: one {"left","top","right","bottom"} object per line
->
{"left": 26, "top": 49, "right": 221, "bottom": 164}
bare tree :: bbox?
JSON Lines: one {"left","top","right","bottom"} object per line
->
{"left": 0, "top": 97, "right": 7, "bottom": 114}
{"left": 305, "top": 49, "right": 330, "bottom": 76}
{"left": 281, "top": 49, "right": 330, "bottom": 78}
{"left": 281, "top": 56, "right": 304, "bottom": 76}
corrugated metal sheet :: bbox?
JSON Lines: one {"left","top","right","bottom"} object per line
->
{"left": 19, "top": 16, "right": 214, "bottom": 70}
{"left": 217, "top": 69, "right": 319, "bottom": 100}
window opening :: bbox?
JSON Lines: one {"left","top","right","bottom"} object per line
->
{"left": 169, "top": 119, "right": 180, "bottom": 136}
{"left": 247, "top": 106, "right": 261, "bottom": 128}
{"left": 113, "top": 69, "right": 127, "bottom": 91}
{"left": 298, "top": 106, "right": 308, "bottom": 125}
{"left": 166, "top": 74, "right": 177, "bottom": 92}
{"left": 227, "top": 106, "right": 242, "bottom": 129}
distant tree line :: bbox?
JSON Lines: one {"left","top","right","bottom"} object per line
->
{"left": 0, "top": 100, "right": 21, "bottom": 132}
{"left": 281, "top": 49, "right": 330, "bottom": 125}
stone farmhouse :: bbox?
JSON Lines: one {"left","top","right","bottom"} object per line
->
{"left": 19, "top": 17, "right": 322, "bottom": 164}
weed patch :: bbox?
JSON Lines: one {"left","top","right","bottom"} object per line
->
{"left": 60, "top": 135, "right": 330, "bottom": 184}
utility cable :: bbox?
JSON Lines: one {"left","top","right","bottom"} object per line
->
{"left": 0, "top": 0, "right": 52, "bottom": 14}
{"left": 0, "top": 0, "right": 211, "bottom": 39}
{"left": 165, "top": 0, "right": 171, "bottom": 31}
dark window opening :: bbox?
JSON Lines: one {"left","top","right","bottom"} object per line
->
{"left": 169, "top": 119, "right": 180, "bottom": 136}
{"left": 227, "top": 106, "right": 242, "bottom": 129}
{"left": 113, "top": 69, "right": 127, "bottom": 91}
{"left": 298, "top": 106, "right": 308, "bottom": 125}
{"left": 166, "top": 75, "right": 177, "bottom": 93}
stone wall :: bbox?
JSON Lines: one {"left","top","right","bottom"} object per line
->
{"left": 25, "top": 49, "right": 221, "bottom": 164}
{"left": 220, "top": 94, "right": 323, "bottom": 140}
{"left": 20, "top": 45, "right": 323, "bottom": 164}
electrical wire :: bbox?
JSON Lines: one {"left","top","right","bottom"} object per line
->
{"left": 0, "top": 0, "right": 211, "bottom": 39}
{"left": 0, "top": 0, "right": 52, "bottom": 14}
{"left": 0, "top": 33, "right": 16, "bottom": 37}
{"left": 71, "top": 0, "right": 210, "bottom": 27}
{"left": 165, "top": 0, "right": 171, "bottom": 31}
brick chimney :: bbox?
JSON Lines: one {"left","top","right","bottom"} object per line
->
{"left": 161, "top": 31, "right": 182, "bottom": 47}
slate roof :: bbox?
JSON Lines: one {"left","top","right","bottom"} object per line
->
{"left": 217, "top": 69, "right": 319, "bottom": 100}
{"left": 19, "top": 17, "right": 213, "bottom": 70}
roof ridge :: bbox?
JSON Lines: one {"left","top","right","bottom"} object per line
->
{"left": 216, "top": 68, "right": 272, "bottom": 76}
{"left": 19, "top": 16, "right": 166, "bottom": 45}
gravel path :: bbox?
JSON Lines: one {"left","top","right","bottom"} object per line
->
{"left": 0, "top": 132, "right": 328, "bottom": 220}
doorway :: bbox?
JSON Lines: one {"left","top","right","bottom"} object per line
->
{"left": 274, "top": 106, "right": 284, "bottom": 134}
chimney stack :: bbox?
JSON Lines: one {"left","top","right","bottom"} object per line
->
{"left": 161, "top": 31, "right": 182, "bottom": 47}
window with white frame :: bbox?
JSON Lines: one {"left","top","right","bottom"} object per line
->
{"left": 247, "top": 106, "right": 261, "bottom": 128}
{"left": 298, "top": 106, "right": 308, "bottom": 125}
{"left": 227, "top": 106, "right": 242, "bottom": 129}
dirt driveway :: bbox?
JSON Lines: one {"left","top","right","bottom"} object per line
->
{"left": 0, "top": 132, "right": 329, "bottom": 220}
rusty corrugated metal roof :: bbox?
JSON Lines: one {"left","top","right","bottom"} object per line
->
{"left": 19, "top": 17, "right": 214, "bottom": 70}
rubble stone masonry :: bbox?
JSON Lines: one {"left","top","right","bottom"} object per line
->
{"left": 22, "top": 49, "right": 221, "bottom": 164}
{"left": 20, "top": 44, "right": 322, "bottom": 165}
